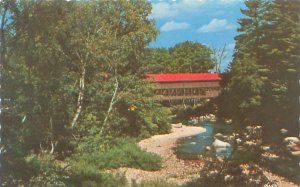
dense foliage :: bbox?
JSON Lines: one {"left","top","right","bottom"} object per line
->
{"left": 1, "top": 0, "right": 171, "bottom": 185}
{"left": 217, "top": 0, "right": 300, "bottom": 134}
{"left": 143, "top": 41, "right": 214, "bottom": 73}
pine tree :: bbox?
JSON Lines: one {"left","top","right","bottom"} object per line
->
{"left": 219, "top": 0, "right": 300, "bottom": 134}
{"left": 219, "top": 0, "right": 268, "bottom": 124}
{"left": 259, "top": 0, "right": 300, "bottom": 131}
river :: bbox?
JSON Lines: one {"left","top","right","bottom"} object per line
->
{"left": 175, "top": 121, "right": 234, "bottom": 159}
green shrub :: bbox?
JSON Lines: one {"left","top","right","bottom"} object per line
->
{"left": 25, "top": 154, "right": 70, "bottom": 187}
{"left": 69, "top": 137, "right": 162, "bottom": 172}
{"left": 101, "top": 138, "right": 162, "bottom": 170}
{"left": 115, "top": 97, "right": 172, "bottom": 138}
{"left": 68, "top": 137, "right": 162, "bottom": 186}
{"left": 70, "top": 160, "right": 128, "bottom": 187}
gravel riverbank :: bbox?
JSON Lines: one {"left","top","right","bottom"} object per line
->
{"left": 113, "top": 124, "right": 206, "bottom": 185}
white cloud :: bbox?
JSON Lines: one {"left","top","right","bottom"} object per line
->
{"left": 151, "top": 2, "right": 178, "bottom": 19}
{"left": 197, "top": 18, "right": 235, "bottom": 33}
{"left": 160, "top": 21, "right": 190, "bottom": 32}
{"left": 151, "top": 0, "right": 242, "bottom": 19}
{"left": 151, "top": 0, "right": 206, "bottom": 19}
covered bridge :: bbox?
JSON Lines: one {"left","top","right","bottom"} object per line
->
{"left": 146, "top": 73, "right": 221, "bottom": 104}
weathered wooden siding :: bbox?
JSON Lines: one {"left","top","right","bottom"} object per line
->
{"left": 155, "top": 81, "right": 219, "bottom": 89}
{"left": 153, "top": 80, "right": 221, "bottom": 101}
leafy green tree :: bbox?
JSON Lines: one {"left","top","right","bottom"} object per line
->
{"left": 169, "top": 41, "right": 214, "bottom": 73}
{"left": 2, "top": 1, "right": 76, "bottom": 185}
{"left": 2, "top": 0, "right": 170, "bottom": 185}
{"left": 144, "top": 41, "right": 214, "bottom": 73}
{"left": 142, "top": 48, "right": 171, "bottom": 73}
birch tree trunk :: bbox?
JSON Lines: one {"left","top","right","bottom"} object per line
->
{"left": 71, "top": 64, "right": 86, "bottom": 129}
{"left": 100, "top": 77, "right": 119, "bottom": 136}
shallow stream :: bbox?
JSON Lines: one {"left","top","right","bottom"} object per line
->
{"left": 175, "top": 121, "right": 234, "bottom": 159}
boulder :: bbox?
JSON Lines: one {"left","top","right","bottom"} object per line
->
{"left": 262, "top": 152, "right": 279, "bottom": 161}
{"left": 205, "top": 146, "right": 211, "bottom": 151}
{"left": 246, "top": 126, "right": 253, "bottom": 132}
{"left": 214, "top": 133, "right": 231, "bottom": 142}
{"left": 254, "top": 126, "right": 262, "bottom": 130}
{"left": 208, "top": 114, "right": 215, "bottom": 118}
{"left": 253, "top": 126, "right": 262, "bottom": 133}
{"left": 214, "top": 133, "right": 224, "bottom": 139}
{"left": 286, "top": 142, "right": 299, "bottom": 151}
{"left": 280, "top": 128, "right": 288, "bottom": 134}
{"left": 262, "top": 146, "right": 271, "bottom": 151}
{"left": 212, "top": 139, "right": 232, "bottom": 148}
{"left": 204, "top": 114, "right": 216, "bottom": 122}
{"left": 189, "top": 119, "right": 198, "bottom": 125}
{"left": 236, "top": 138, "right": 242, "bottom": 144}
{"left": 215, "top": 147, "right": 232, "bottom": 158}
{"left": 291, "top": 151, "right": 300, "bottom": 158}
{"left": 245, "top": 140, "right": 256, "bottom": 146}
{"left": 173, "top": 123, "right": 183, "bottom": 128}
{"left": 284, "top": 137, "right": 300, "bottom": 144}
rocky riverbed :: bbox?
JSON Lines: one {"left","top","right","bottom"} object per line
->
{"left": 109, "top": 124, "right": 299, "bottom": 186}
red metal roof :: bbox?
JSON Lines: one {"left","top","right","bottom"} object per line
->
{"left": 146, "top": 73, "right": 221, "bottom": 82}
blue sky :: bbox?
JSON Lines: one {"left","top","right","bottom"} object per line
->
{"left": 148, "top": 0, "right": 246, "bottom": 71}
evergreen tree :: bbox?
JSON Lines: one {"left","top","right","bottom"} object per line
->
{"left": 218, "top": 0, "right": 300, "bottom": 134}
{"left": 259, "top": 0, "right": 300, "bottom": 131}
{"left": 218, "top": 0, "right": 268, "bottom": 124}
